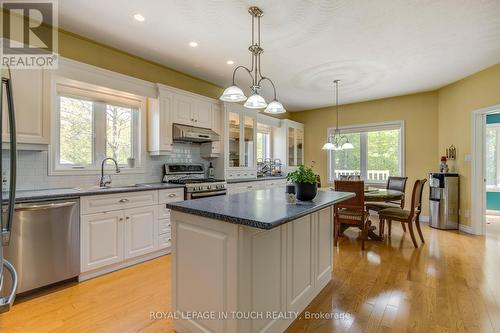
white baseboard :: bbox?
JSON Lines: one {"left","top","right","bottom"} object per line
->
{"left": 79, "top": 248, "right": 170, "bottom": 282}
{"left": 486, "top": 210, "right": 500, "bottom": 216}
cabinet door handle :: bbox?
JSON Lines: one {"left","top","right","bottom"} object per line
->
{"left": 119, "top": 198, "right": 129, "bottom": 203}
{"left": 247, "top": 185, "right": 253, "bottom": 189}
{"left": 119, "top": 218, "right": 123, "bottom": 221}
{"left": 126, "top": 216, "right": 130, "bottom": 220}
{"left": 168, "top": 193, "right": 176, "bottom": 198}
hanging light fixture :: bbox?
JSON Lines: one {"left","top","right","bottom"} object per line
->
{"left": 322, "top": 80, "right": 354, "bottom": 151}
{"left": 220, "top": 6, "right": 286, "bottom": 114}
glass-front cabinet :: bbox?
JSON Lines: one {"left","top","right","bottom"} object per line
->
{"left": 224, "top": 104, "right": 256, "bottom": 172}
{"left": 283, "top": 120, "right": 304, "bottom": 170}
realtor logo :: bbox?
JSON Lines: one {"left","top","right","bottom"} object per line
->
{"left": 1, "top": 0, "right": 58, "bottom": 68}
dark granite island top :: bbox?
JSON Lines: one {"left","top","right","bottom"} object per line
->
{"left": 166, "top": 187, "right": 355, "bottom": 229}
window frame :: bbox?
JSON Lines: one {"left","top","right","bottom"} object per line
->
{"left": 327, "top": 121, "right": 405, "bottom": 184}
{"left": 485, "top": 123, "right": 500, "bottom": 189}
{"left": 49, "top": 77, "right": 146, "bottom": 175}
{"left": 256, "top": 122, "right": 272, "bottom": 162}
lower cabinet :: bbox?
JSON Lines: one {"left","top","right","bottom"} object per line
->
{"left": 81, "top": 211, "right": 124, "bottom": 272}
{"left": 80, "top": 189, "right": 182, "bottom": 278}
{"left": 124, "top": 206, "right": 158, "bottom": 259}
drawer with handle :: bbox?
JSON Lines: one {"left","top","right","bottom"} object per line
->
{"left": 158, "top": 205, "right": 171, "bottom": 219}
{"left": 81, "top": 190, "right": 158, "bottom": 215}
{"left": 158, "top": 188, "right": 184, "bottom": 204}
{"left": 158, "top": 218, "right": 171, "bottom": 234}
{"left": 159, "top": 232, "right": 172, "bottom": 249}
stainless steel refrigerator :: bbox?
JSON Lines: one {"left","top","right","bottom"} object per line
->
{"left": 0, "top": 65, "right": 18, "bottom": 313}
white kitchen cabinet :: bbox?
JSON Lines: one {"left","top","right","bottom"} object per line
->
{"left": 274, "top": 119, "right": 304, "bottom": 172}
{"left": 81, "top": 211, "right": 124, "bottom": 272}
{"left": 200, "top": 103, "right": 223, "bottom": 158}
{"left": 226, "top": 178, "right": 287, "bottom": 194}
{"left": 80, "top": 188, "right": 183, "bottom": 279}
{"left": 172, "top": 93, "right": 213, "bottom": 129}
{"left": 148, "top": 84, "right": 220, "bottom": 155}
{"left": 193, "top": 100, "right": 213, "bottom": 128}
{"left": 2, "top": 68, "right": 50, "bottom": 145}
{"left": 224, "top": 103, "right": 257, "bottom": 177}
{"left": 124, "top": 206, "right": 158, "bottom": 259}
{"left": 148, "top": 89, "right": 174, "bottom": 155}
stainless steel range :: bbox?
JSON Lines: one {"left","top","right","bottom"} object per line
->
{"left": 162, "top": 164, "right": 227, "bottom": 200}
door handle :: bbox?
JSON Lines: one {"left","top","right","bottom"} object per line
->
{"left": 13, "top": 201, "right": 76, "bottom": 212}
{"left": 0, "top": 259, "right": 18, "bottom": 313}
{"left": 168, "top": 193, "right": 176, "bottom": 198}
{"left": 119, "top": 198, "right": 129, "bottom": 203}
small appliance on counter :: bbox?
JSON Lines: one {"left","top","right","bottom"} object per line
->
{"left": 162, "top": 163, "right": 226, "bottom": 200}
{"left": 429, "top": 172, "right": 459, "bottom": 230}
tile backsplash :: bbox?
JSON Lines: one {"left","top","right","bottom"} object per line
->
{"left": 2, "top": 143, "right": 208, "bottom": 191}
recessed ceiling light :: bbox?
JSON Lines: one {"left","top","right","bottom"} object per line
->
{"left": 133, "top": 13, "right": 145, "bottom": 22}
{"left": 189, "top": 41, "right": 198, "bottom": 47}
{"left": 226, "top": 60, "right": 234, "bottom": 65}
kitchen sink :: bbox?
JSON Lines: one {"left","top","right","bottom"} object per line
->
{"left": 74, "top": 184, "right": 152, "bottom": 191}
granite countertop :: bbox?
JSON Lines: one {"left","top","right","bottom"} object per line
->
{"left": 227, "top": 176, "right": 287, "bottom": 184}
{"left": 2, "top": 182, "right": 184, "bottom": 203}
{"left": 166, "top": 187, "right": 355, "bottom": 230}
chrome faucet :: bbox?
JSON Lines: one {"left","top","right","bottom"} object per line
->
{"left": 99, "top": 157, "right": 120, "bottom": 187}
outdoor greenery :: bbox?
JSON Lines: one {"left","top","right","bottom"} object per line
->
{"left": 59, "top": 96, "right": 134, "bottom": 166}
{"left": 106, "top": 104, "right": 133, "bottom": 165}
{"left": 59, "top": 96, "right": 93, "bottom": 165}
{"left": 334, "top": 129, "right": 400, "bottom": 180}
{"left": 287, "top": 164, "right": 317, "bottom": 184}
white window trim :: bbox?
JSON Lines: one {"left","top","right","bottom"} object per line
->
{"left": 327, "top": 120, "right": 405, "bottom": 184}
{"left": 48, "top": 75, "right": 147, "bottom": 176}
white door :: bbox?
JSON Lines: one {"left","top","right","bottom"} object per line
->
{"left": 81, "top": 211, "right": 124, "bottom": 272}
{"left": 172, "top": 94, "right": 194, "bottom": 126}
{"left": 193, "top": 100, "right": 212, "bottom": 128}
{"left": 124, "top": 206, "right": 158, "bottom": 259}
{"left": 2, "top": 68, "right": 49, "bottom": 144}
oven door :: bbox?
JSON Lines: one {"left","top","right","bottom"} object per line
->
{"left": 188, "top": 190, "right": 227, "bottom": 200}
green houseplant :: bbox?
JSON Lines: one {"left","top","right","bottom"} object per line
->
{"left": 287, "top": 165, "right": 318, "bottom": 201}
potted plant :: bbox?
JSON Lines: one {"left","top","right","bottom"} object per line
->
{"left": 287, "top": 164, "right": 318, "bottom": 201}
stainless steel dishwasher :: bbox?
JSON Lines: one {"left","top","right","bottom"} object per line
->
{"left": 2, "top": 199, "right": 80, "bottom": 294}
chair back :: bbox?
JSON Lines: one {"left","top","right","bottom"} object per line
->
{"left": 334, "top": 180, "right": 365, "bottom": 210}
{"left": 387, "top": 176, "right": 408, "bottom": 192}
{"left": 408, "top": 179, "right": 428, "bottom": 218}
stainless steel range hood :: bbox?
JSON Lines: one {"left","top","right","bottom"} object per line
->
{"left": 172, "top": 124, "right": 220, "bottom": 143}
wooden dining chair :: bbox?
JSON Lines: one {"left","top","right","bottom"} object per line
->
{"left": 378, "top": 179, "right": 427, "bottom": 248}
{"left": 366, "top": 176, "right": 408, "bottom": 231}
{"left": 334, "top": 180, "right": 370, "bottom": 250}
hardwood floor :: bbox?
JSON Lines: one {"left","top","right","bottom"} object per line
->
{"left": 1, "top": 220, "right": 498, "bottom": 333}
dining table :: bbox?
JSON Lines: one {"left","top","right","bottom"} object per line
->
{"left": 324, "top": 187, "right": 405, "bottom": 241}
{"left": 364, "top": 188, "right": 405, "bottom": 203}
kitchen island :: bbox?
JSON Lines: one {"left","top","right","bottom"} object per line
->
{"left": 166, "top": 188, "right": 354, "bottom": 333}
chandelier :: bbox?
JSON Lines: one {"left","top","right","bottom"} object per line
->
{"left": 219, "top": 6, "right": 285, "bottom": 114}
{"left": 322, "top": 80, "right": 354, "bottom": 150}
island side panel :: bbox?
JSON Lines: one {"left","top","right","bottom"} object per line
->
{"left": 171, "top": 211, "right": 239, "bottom": 333}
{"left": 237, "top": 224, "right": 288, "bottom": 333}
{"left": 171, "top": 206, "right": 334, "bottom": 333}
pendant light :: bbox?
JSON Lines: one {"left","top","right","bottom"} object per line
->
{"left": 322, "top": 80, "right": 354, "bottom": 150}
{"left": 220, "top": 6, "right": 286, "bottom": 114}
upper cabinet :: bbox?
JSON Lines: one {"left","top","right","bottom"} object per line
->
{"left": 224, "top": 103, "right": 256, "bottom": 171}
{"left": 2, "top": 68, "right": 50, "bottom": 145}
{"left": 274, "top": 119, "right": 305, "bottom": 171}
{"left": 172, "top": 94, "right": 212, "bottom": 129}
{"left": 148, "top": 84, "right": 220, "bottom": 156}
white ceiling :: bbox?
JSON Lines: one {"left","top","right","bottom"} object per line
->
{"left": 58, "top": 0, "right": 500, "bottom": 111}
